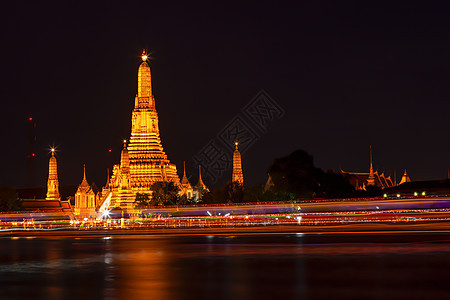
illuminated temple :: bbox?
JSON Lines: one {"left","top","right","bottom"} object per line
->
{"left": 232, "top": 142, "right": 244, "bottom": 185}
{"left": 98, "top": 51, "right": 193, "bottom": 211}
{"left": 340, "top": 146, "right": 407, "bottom": 190}
{"left": 46, "top": 149, "right": 60, "bottom": 201}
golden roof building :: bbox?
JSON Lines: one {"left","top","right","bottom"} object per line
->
{"left": 180, "top": 162, "right": 193, "bottom": 199}
{"left": 341, "top": 146, "right": 397, "bottom": 190}
{"left": 74, "top": 165, "right": 98, "bottom": 217}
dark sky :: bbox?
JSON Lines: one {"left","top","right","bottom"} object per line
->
{"left": 1, "top": 1, "right": 449, "bottom": 189}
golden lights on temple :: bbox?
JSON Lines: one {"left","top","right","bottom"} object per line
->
{"left": 46, "top": 149, "right": 60, "bottom": 201}
{"left": 89, "top": 49, "right": 208, "bottom": 212}
{"left": 232, "top": 142, "right": 244, "bottom": 185}
{"left": 37, "top": 50, "right": 228, "bottom": 216}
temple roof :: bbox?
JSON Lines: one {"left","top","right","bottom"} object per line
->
{"left": 79, "top": 165, "right": 89, "bottom": 188}
{"left": 181, "top": 161, "right": 191, "bottom": 187}
{"left": 399, "top": 169, "right": 411, "bottom": 185}
{"left": 196, "top": 165, "right": 209, "bottom": 191}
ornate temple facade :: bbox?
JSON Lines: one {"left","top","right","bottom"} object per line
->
{"left": 232, "top": 142, "right": 244, "bottom": 185}
{"left": 180, "top": 162, "right": 193, "bottom": 199}
{"left": 99, "top": 51, "right": 206, "bottom": 211}
{"left": 74, "top": 165, "right": 98, "bottom": 217}
{"left": 179, "top": 164, "right": 210, "bottom": 202}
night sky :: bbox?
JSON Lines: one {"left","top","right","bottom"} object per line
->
{"left": 1, "top": 1, "right": 449, "bottom": 189}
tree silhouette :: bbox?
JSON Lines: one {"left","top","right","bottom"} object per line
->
{"left": 0, "top": 186, "right": 22, "bottom": 212}
{"left": 267, "top": 149, "right": 354, "bottom": 199}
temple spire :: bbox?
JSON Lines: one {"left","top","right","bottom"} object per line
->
{"left": 181, "top": 161, "right": 190, "bottom": 185}
{"left": 196, "top": 165, "right": 209, "bottom": 192}
{"left": 83, "top": 164, "right": 87, "bottom": 182}
{"left": 79, "top": 164, "right": 89, "bottom": 187}
{"left": 106, "top": 168, "right": 110, "bottom": 186}
{"left": 366, "top": 145, "right": 376, "bottom": 186}
{"left": 399, "top": 169, "right": 411, "bottom": 185}
{"left": 232, "top": 142, "right": 244, "bottom": 185}
{"left": 120, "top": 140, "right": 130, "bottom": 172}
{"left": 137, "top": 49, "right": 152, "bottom": 101}
{"left": 46, "top": 148, "right": 60, "bottom": 201}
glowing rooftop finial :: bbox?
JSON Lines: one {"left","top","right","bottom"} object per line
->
{"left": 235, "top": 141, "right": 239, "bottom": 150}
{"left": 141, "top": 50, "right": 148, "bottom": 61}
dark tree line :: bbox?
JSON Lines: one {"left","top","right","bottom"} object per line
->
{"left": 134, "top": 181, "right": 193, "bottom": 208}
{"left": 202, "top": 149, "right": 357, "bottom": 204}
{"left": 0, "top": 186, "right": 23, "bottom": 212}
{"left": 134, "top": 149, "right": 368, "bottom": 206}
{"left": 267, "top": 149, "right": 355, "bottom": 199}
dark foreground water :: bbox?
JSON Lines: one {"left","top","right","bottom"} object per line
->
{"left": 1, "top": 232, "right": 450, "bottom": 300}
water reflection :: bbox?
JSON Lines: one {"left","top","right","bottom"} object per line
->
{"left": 0, "top": 234, "right": 450, "bottom": 299}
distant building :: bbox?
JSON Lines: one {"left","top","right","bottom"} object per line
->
{"left": 19, "top": 149, "right": 73, "bottom": 213}
{"left": 180, "top": 163, "right": 209, "bottom": 202}
{"left": 194, "top": 165, "right": 209, "bottom": 201}
{"left": 341, "top": 146, "right": 399, "bottom": 190}
{"left": 180, "top": 162, "right": 193, "bottom": 199}
{"left": 399, "top": 170, "right": 411, "bottom": 185}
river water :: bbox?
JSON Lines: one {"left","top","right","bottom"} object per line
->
{"left": 1, "top": 232, "right": 450, "bottom": 299}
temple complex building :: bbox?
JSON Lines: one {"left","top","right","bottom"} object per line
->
{"left": 127, "top": 53, "right": 180, "bottom": 189}
{"left": 174, "top": 163, "right": 209, "bottom": 202}
{"left": 341, "top": 147, "right": 398, "bottom": 190}
{"left": 194, "top": 165, "right": 209, "bottom": 201}
{"left": 180, "top": 162, "right": 194, "bottom": 199}
{"left": 232, "top": 142, "right": 244, "bottom": 185}
{"left": 98, "top": 51, "right": 207, "bottom": 211}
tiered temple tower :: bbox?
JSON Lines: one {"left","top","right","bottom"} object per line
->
{"left": 102, "top": 51, "right": 180, "bottom": 210}
{"left": 128, "top": 51, "right": 180, "bottom": 190}
{"left": 46, "top": 149, "right": 60, "bottom": 201}
{"left": 232, "top": 142, "right": 244, "bottom": 185}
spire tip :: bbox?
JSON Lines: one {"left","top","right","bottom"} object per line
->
{"left": 141, "top": 50, "right": 148, "bottom": 61}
